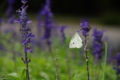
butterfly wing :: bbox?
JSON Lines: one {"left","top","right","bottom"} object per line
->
{"left": 75, "top": 33, "right": 83, "bottom": 48}
{"left": 69, "top": 33, "right": 76, "bottom": 48}
{"left": 69, "top": 32, "right": 83, "bottom": 48}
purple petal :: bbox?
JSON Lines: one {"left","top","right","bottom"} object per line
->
{"left": 28, "top": 48, "right": 33, "bottom": 53}
{"left": 14, "top": 20, "right": 19, "bottom": 23}
{"left": 27, "top": 21, "right": 32, "bottom": 23}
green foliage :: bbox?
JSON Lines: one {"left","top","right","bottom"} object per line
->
{"left": 21, "top": 69, "right": 26, "bottom": 80}
{"left": 0, "top": 34, "right": 116, "bottom": 80}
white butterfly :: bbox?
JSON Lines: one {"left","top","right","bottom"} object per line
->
{"left": 69, "top": 32, "right": 83, "bottom": 48}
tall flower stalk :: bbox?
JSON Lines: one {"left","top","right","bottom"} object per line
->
{"left": 92, "top": 27, "right": 104, "bottom": 60}
{"left": 39, "top": 0, "right": 53, "bottom": 52}
{"left": 80, "top": 21, "right": 91, "bottom": 80}
{"left": 54, "top": 49, "right": 59, "bottom": 80}
{"left": 92, "top": 28, "right": 109, "bottom": 80}
{"left": 6, "top": 0, "right": 15, "bottom": 23}
{"left": 6, "top": 0, "right": 17, "bottom": 71}
{"left": 113, "top": 53, "right": 120, "bottom": 80}
{"left": 15, "top": 0, "right": 34, "bottom": 80}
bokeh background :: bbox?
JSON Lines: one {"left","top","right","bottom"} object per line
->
{"left": 0, "top": 0, "right": 120, "bottom": 52}
{"left": 0, "top": 0, "right": 120, "bottom": 79}
{"left": 1, "top": 0, "right": 120, "bottom": 17}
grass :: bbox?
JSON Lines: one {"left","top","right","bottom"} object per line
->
{"left": 0, "top": 33, "right": 117, "bottom": 80}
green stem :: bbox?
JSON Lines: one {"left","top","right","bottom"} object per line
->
{"left": 102, "top": 42, "right": 107, "bottom": 80}
{"left": 54, "top": 52, "right": 59, "bottom": 80}
{"left": 25, "top": 51, "right": 30, "bottom": 80}
{"left": 84, "top": 35, "right": 90, "bottom": 80}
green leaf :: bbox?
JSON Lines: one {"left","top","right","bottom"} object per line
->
{"left": 21, "top": 68, "right": 26, "bottom": 80}
{"left": 40, "top": 72, "right": 50, "bottom": 80}
{"left": 6, "top": 72, "right": 20, "bottom": 80}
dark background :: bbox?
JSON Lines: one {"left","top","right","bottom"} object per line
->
{"left": 0, "top": 0, "right": 120, "bottom": 16}
{"left": 0, "top": 0, "right": 120, "bottom": 25}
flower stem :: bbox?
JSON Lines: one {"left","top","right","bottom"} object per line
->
{"left": 84, "top": 35, "right": 90, "bottom": 80}
{"left": 46, "top": 39, "right": 51, "bottom": 52}
{"left": 54, "top": 57, "right": 59, "bottom": 80}
{"left": 21, "top": 45, "right": 30, "bottom": 80}
{"left": 102, "top": 42, "right": 107, "bottom": 80}
{"left": 25, "top": 51, "right": 30, "bottom": 80}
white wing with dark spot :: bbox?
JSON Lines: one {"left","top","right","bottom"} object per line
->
{"left": 69, "top": 32, "right": 83, "bottom": 48}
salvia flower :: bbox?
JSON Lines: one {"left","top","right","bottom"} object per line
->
{"left": 92, "top": 27, "right": 104, "bottom": 59}
{"left": 79, "top": 21, "right": 91, "bottom": 80}
{"left": 15, "top": 0, "right": 33, "bottom": 79}
{"left": 39, "top": 0, "right": 53, "bottom": 51}
{"left": 113, "top": 53, "right": 120, "bottom": 75}
{"left": 80, "top": 21, "right": 91, "bottom": 36}
{"left": 114, "top": 53, "right": 120, "bottom": 66}
{"left": 6, "top": 0, "right": 15, "bottom": 23}
{"left": 15, "top": 0, "right": 34, "bottom": 53}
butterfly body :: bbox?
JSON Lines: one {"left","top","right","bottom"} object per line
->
{"left": 69, "top": 32, "right": 83, "bottom": 48}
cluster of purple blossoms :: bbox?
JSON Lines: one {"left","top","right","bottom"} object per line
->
{"left": 80, "top": 21, "right": 91, "bottom": 80}
{"left": 80, "top": 21, "right": 91, "bottom": 36}
{"left": 15, "top": 0, "right": 34, "bottom": 53}
{"left": 42, "top": 1, "right": 52, "bottom": 39}
{"left": 40, "top": 0, "right": 53, "bottom": 51}
{"left": 113, "top": 53, "right": 120, "bottom": 75}
{"left": 6, "top": 0, "right": 15, "bottom": 23}
{"left": 92, "top": 28, "right": 104, "bottom": 59}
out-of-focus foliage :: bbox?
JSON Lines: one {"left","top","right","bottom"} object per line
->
{"left": 0, "top": 33, "right": 117, "bottom": 80}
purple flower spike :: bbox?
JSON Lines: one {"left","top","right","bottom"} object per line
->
{"left": 80, "top": 21, "right": 91, "bottom": 36}
{"left": 38, "top": 0, "right": 53, "bottom": 51}
{"left": 16, "top": 0, "right": 34, "bottom": 53}
{"left": 92, "top": 28, "right": 105, "bottom": 41}
{"left": 92, "top": 27, "right": 104, "bottom": 59}
{"left": 114, "top": 53, "right": 120, "bottom": 66}
{"left": 6, "top": 0, "right": 15, "bottom": 23}
{"left": 113, "top": 53, "right": 120, "bottom": 75}
{"left": 79, "top": 21, "right": 91, "bottom": 80}
{"left": 16, "top": 0, "right": 32, "bottom": 80}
